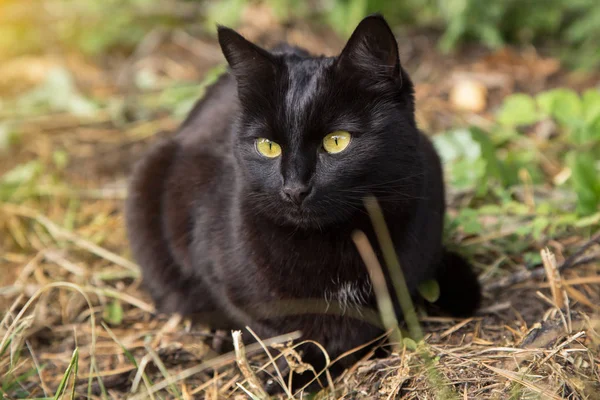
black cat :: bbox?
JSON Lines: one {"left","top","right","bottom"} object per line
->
{"left": 125, "top": 14, "right": 481, "bottom": 392}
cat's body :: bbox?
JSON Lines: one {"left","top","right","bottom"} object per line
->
{"left": 126, "top": 15, "right": 481, "bottom": 390}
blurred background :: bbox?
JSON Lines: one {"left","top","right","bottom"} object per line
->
{"left": 1, "top": 1, "right": 600, "bottom": 398}
{"left": 2, "top": 0, "right": 600, "bottom": 67}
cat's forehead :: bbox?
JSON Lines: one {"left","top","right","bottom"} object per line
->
{"left": 284, "top": 61, "right": 326, "bottom": 109}
{"left": 276, "top": 57, "right": 335, "bottom": 139}
{"left": 284, "top": 55, "right": 330, "bottom": 78}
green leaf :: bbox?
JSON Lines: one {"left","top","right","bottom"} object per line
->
{"left": 582, "top": 89, "right": 600, "bottom": 125}
{"left": 103, "top": 300, "right": 124, "bottom": 325}
{"left": 403, "top": 337, "right": 418, "bottom": 351}
{"left": 523, "top": 252, "right": 542, "bottom": 267}
{"left": 1, "top": 161, "right": 42, "bottom": 186}
{"left": 346, "top": 0, "right": 369, "bottom": 33}
{"left": 476, "top": 23, "right": 504, "bottom": 48}
{"left": 568, "top": 152, "right": 600, "bottom": 216}
{"left": 433, "top": 129, "right": 487, "bottom": 191}
{"left": 469, "top": 127, "right": 507, "bottom": 186}
{"left": 0, "top": 123, "right": 20, "bottom": 152}
{"left": 266, "top": 0, "right": 308, "bottom": 20}
{"left": 456, "top": 208, "right": 483, "bottom": 235}
{"left": 17, "top": 67, "right": 97, "bottom": 117}
{"left": 536, "top": 90, "right": 556, "bottom": 116}
{"left": 501, "top": 149, "right": 544, "bottom": 187}
{"left": 536, "top": 89, "right": 582, "bottom": 126}
{"left": 52, "top": 150, "right": 69, "bottom": 170}
{"left": 453, "top": 158, "right": 487, "bottom": 191}
{"left": 439, "top": 17, "right": 467, "bottom": 53}
{"left": 586, "top": 115, "right": 600, "bottom": 141}
{"left": 574, "top": 212, "right": 600, "bottom": 228}
{"left": 579, "top": 89, "right": 600, "bottom": 142}
{"left": 497, "top": 94, "right": 539, "bottom": 126}
{"left": 326, "top": 0, "right": 368, "bottom": 36}
{"left": 531, "top": 216, "right": 550, "bottom": 240}
{"left": 418, "top": 280, "right": 441, "bottom": 303}
{"left": 203, "top": 0, "right": 246, "bottom": 32}
{"left": 158, "top": 65, "right": 227, "bottom": 119}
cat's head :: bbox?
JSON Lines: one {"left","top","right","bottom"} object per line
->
{"left": 218, "top": 14, "right": 422, "bottom": 229}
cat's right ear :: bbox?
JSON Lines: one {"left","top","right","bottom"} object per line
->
{"left": 217, "top": 26, "right": 277, "bottom": 81}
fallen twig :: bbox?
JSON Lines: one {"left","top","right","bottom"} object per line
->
{"left": 232, "top": 331, "right": 269, "bottom": 399}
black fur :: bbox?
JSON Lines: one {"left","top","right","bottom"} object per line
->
{"left": 125, "top": 14, "right": 481, "bottom": 392}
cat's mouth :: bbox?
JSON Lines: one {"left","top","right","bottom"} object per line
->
{"left": 284, "top": 207, "right": 317, "bottom": 226}
{"left": 271, "top": 203, "right": 334, "bottom": 229}
{"left": 246, "top": 192, "right": 350, "bottom": 229}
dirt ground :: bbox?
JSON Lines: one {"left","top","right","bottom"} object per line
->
{"left": 1, "top": 14, "right": 599, "bottom": 399}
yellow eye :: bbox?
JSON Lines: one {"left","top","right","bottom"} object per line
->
{"left": 255, "top": 138, "right": 282, "bottom": 158}
{"left": 323, "top": 131, "right": 352, "bottom": 154}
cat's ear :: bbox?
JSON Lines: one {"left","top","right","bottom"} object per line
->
{"left": 336, "top": 14, "right": 400, "bottom": 79}
{"left": 217, "top": 26, "right": 276, "bottom": 80}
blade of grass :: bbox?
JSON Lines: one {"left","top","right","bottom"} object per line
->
{"left": 70, "top": 348, "right": 79, "bottom": 400}
{"left": 53, "top": 347, "right": 78, "bottom": 400}
{"left": 101, "top": 322, "right": 155, "bottom": 398}
{"left": 25, "top": 340, "right": 50, "bottom": 397}
{"left": 352, "top": 230, "right": 402, "bottom": 350}
{"left": 0, "top": 282, "right": 100, "bottom": 400}
{"left": 245, "top": 326, "right": 294, "bottom": 398}
{"left": 144, "top": 339, "right": 182, "bottom": 400}
{"left": 363, "top": 196, "right": 423, "bottom": 341}
{"left": 0, "top": 203, "right": 139, "bottom": 273}
{"left": 1, "top": 366, "right": 41, "bottom": 394}
{"left": 362, "top": 196, "right": 461, "bottom": 399}
{"left": 235, "top": 383, "right": 262, "bottom": 400}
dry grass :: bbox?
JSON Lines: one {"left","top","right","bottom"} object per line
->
{"left": 1, "top": 19, "right": 600, "bottom": 400}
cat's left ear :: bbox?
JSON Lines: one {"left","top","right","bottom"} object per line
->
{"left": 336, "top": 14, "right": 400, "bottom": 79}
{"left": 217, "top": 26, "right": 277, "bottom": 81}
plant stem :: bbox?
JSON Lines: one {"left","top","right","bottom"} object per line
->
{"left": 364, "top": 196, "right": 423, "bottom": 341}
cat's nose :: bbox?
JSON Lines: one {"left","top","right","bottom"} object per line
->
{"left": 282, "top": 184, "right": 312, "bottom": 206}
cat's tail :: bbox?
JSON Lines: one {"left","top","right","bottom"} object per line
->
{"left": 432, "top": 250, "right": 482, "bottom": 317}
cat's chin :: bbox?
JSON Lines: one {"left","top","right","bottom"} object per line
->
{"left": 275, "top": 207, "right": 346, "bottom": 230}
{"left": 248, "top": 204, "right": 336, "bottom": 230}
{"left": 281, "top": 211, "right": 324, "bottom": 229}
